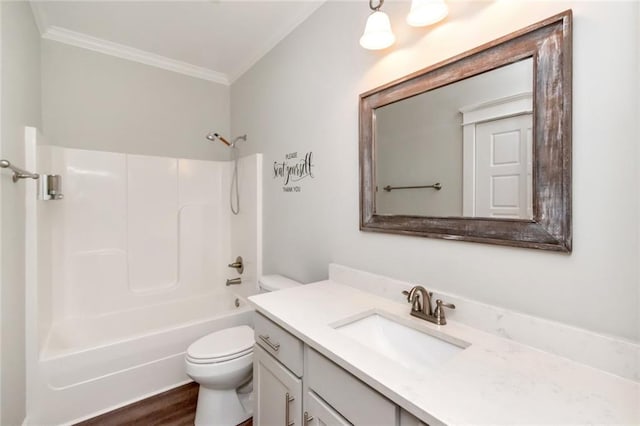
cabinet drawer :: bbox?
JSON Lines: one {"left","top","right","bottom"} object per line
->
{"left": 254, "top": 312, "right": 304, "bottom": 377}
{"left": 306, "top": 348, "right": 397, "bottom": 425}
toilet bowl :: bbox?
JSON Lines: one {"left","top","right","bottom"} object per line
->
{"left": 185, "top": 325, "right": 254, "bottom": 426}
{"left": 186, "top": 275, "right": 302, "bottom": 425}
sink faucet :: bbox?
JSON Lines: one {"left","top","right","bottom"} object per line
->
{"left": 402, "top": 285, "right": 455, "bottom": 325}
{"left": 403, "top": 285, "right": 433, "bottom": 316}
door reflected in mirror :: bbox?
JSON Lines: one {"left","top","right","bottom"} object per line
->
{"left": 375, "top": 58, "right": 533, "bottom": 219}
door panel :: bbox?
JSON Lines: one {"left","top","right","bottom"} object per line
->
{"left": 475, "top": 114, "right": 532, "bottom": 218}
{"left": 254, "top": 345, "right": 302, "bottom": 426}
{"left": 304, "top": 391, "right": 351, "bottom": 426}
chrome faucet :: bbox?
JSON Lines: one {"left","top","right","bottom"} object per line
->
{"left": 402, "top": 285, "right": 455, "bottom": 325}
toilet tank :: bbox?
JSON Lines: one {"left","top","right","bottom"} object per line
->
{"left": 258, "top": 275, "right": 302, "bottom": 293}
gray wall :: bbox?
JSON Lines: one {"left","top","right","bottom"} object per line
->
{"left": 42, "top": 40, "right": 231, "bottom": 160}
{"left": 0, "top": 2, "right": 42, "bottom": 424}
{"left": 231, "top": 1, "right": 640, "bottom": 341}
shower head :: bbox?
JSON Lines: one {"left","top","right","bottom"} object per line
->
{"left": 205, "top": 132, "right": 231, "bottom": 146}
{"left": 205, "top": 132, "right": 247, "bottom": 148}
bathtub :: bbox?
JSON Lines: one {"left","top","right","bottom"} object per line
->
{"left": 28, "top": 290, "right": 253, "bottom": 425}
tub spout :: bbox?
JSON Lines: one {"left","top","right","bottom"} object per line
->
{"left": 226, "top": 277, "right": 242, "bottom": 286}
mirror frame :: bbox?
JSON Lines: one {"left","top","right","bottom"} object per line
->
{"left": 359, "top": 10, "right": 572, "bottom": 252}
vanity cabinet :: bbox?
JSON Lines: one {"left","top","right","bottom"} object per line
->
{"left": 305, "top": 347, "right": 397, "bottom": 425}
{"left": 254, "top": 344, "right": 302, "bottom": 426}
{"left": 303, "top": 390, "right": 350, "bottom": 425}
{"left": 254, "top": 313, "right": 304, "bottom": 426}
{"left": 253, "top": 313, "right": 427, "bottom": 426}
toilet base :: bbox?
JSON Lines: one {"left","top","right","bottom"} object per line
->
{"left": 194, "top": 385, "right": 252, "bottom": 426}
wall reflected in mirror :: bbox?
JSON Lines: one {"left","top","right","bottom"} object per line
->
{"left": 374, "top": 58, "right": 533, "bottom": 219}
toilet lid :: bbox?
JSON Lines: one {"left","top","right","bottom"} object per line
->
{"left": 186, "top": 326, "right": 254, "bottom": 363}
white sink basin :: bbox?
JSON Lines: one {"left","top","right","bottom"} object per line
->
{"left": 335, "top": 313, "right": 467, "bottom": 372}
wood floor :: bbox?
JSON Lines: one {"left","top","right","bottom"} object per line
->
{"left": 75, "top": 383, "right": 253, "bottom": 426}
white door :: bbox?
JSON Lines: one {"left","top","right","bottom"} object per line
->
{"left": 475, "top": 114, "right": 532, "bottom": 218}
{"left": 303, "top": 390, "right": 351, "bottom": 426}
{"left": 254, "top": 345, "right": 302, "bottom": 426}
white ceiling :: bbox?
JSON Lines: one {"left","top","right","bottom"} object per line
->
{"left": 31, "top": 1, "right": 325, "bottom": 84}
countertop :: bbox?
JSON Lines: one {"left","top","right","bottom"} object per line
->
{"left": 248, "top": 281, "right": 640, "bottom": 425}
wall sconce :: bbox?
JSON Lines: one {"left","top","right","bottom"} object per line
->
{"left": 406, "top": 0, "right": 448, "bottom": 27}
{"left": 360, "top": 0, "right": 448, "bottom": 50}
{"left": 359, "top": 0, "right": 396, "bottom": 50}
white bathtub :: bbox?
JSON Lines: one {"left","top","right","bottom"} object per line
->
{"left": 28, "top": 290, "right": 254, "bottom": 425}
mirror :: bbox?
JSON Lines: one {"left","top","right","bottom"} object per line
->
{"left": 375, "top": 58, "right": 533, "bottom": 219}
{"left": 360, "top": 11, "right": 572, "bottom": 252}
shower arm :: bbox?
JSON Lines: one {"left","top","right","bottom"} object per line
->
{"left": 217, "top": 135, "right": 232, "bottom": 146}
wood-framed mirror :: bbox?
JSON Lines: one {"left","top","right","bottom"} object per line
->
{"left": 359, "top": 10, "right": 572, "bottom": 252}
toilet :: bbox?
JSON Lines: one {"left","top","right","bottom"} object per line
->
{"left": 185, "top": 275, "right": 301, "bottom": 426}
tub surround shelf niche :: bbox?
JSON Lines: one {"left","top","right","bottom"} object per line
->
{"left": 248, "top": 275, "right": 639, "bottom": 424}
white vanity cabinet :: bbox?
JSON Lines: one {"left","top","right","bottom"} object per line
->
{"left": 303, "top": 390, "right": 350, "bottom": 426}
{"left": 254, "top": 313, "right": 304, "bottom": 426}
{"left": 305, "top": 347, "right": 398, "bottom": 425}
{"left": 254, "top": 344, "right": 302, "bottom": 426}
{"left": 253, "top": 313, "right": 428, "bottom": 426}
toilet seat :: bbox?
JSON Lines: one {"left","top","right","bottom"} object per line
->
{"left": 186, "top": 325, "right": 254, "bottom": 365}
{"left": 186, "top": 346, "right": 253, "bottom": 364}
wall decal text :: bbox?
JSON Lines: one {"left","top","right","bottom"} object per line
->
{"left": 273, "top": 151, "right": 314, "bottom": 192}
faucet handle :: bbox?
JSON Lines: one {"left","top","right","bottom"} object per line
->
{"left": 437, "top": 299, "right": 455, "bottom": 309}
{"left": 401, "top": 289, "right": 415, "bottom": 300}
{"left": 434, "top": 299, "right": 455, "bottom": 325}
{"left": 402, "top": 289, "right": 423, "bottom": 312}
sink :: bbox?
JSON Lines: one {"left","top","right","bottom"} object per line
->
{"left": 335, "top": 313, "right": 467, "bottom": 372}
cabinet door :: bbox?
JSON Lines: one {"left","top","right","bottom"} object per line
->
{"left": 305, "top": 348, "right": 398, "bottom": 425}
{"left": 254, "top": 344, "right": 302, "bottom": 426}
{"left": 303, "top": 390, "right": 351, "bottom": 426}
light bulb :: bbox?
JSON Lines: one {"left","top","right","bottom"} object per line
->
{"left": 406, "top": 0, "right": 448, "bottom": 27}
{"left": 360, "top": 11, "right": 396, "bottom": 50}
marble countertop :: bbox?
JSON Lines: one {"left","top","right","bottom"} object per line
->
{"left": 249, "top": 281, "right": 640, "bottom": 425}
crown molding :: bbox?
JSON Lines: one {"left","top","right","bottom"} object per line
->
{"left": 42, "top": 26, "right": 230, "bottom": 85}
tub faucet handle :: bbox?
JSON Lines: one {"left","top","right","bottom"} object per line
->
{"left": 227, "top": 256, "right": 244, "bottom": 274}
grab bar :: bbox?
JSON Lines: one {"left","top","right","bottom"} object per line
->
{"left": 0, "top": 159, "right": 39, "bottom": 183}
{"left": 383, "top": 182, "right": 442, "bottom": 192}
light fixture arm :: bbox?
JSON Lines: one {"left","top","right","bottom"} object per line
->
{"left": 369, "top": 0, "right": 384, "bottom": 12}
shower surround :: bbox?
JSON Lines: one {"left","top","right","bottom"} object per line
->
{"left": 25, "top": 139, "right": 262, "bottom": 424}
